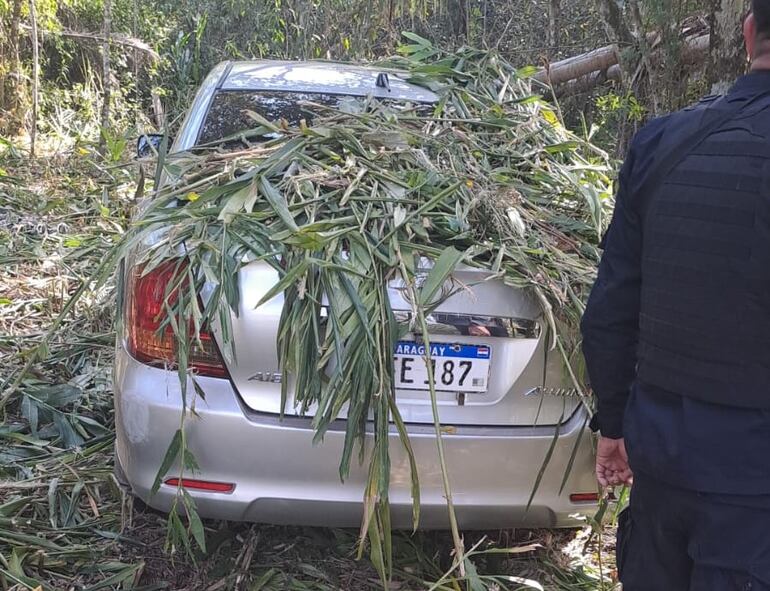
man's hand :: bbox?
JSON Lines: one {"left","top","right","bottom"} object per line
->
{"left": 596, "top": 436, "right": 633, "bottom": 487}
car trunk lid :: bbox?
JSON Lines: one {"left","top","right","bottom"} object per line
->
{"left": 215, "top": 260, "right": 577, "bottom": 427}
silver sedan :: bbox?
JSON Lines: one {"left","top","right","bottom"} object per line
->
{"left": 114, "top": 60, "right": 598, "bottom": 529}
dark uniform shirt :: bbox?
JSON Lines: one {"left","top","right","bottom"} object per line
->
{"left": 582, "top": 71, "right": 770, "bottom": 497}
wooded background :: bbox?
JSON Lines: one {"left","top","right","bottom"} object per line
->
{"left": 0, "top": 0, "right": 751, "bottom": 157}
{"left": 0, "top": 1, "right": 756, "bottom": 588}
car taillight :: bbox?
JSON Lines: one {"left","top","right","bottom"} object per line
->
{"left": 569, "top": 492, "right": 600, "bottom": 504}
{"left": 126, "top": 261, "right": 228, "bottom": 379}
{"left": 164, "top": 478, "right": 235, "bottom": 493}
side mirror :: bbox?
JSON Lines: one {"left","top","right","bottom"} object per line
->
{"left": 136, "top": 133, "right": 166, "bottom": 158}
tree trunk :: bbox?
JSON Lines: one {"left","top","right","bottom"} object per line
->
{"left": 99, "top": 0, "right": 112, "bottom": 153}
{"left": 628, "top": 0, "right": 660, "bottom": 114}
{"left": 132, "top": 0, "right": 140, "bottom": 128}
{"left": 481, "top": 0, "right": 491, "bottom": 47}
{"left": 595, "top": 0, "right": 633, "bottom": 46}
{"left": 707, "top": 0, "right": 749, "bottom": 94}
{"left": 29, "top": 0, "right": 39, "bottom": 157}
{"left": 548, "top": 0, "right": 561, "bottom": 50}
{"left": 448, "top": 0, "right": 468, "bottom": 40}
{"left": 2, "top": 0, "right": 24, "bottom": 134}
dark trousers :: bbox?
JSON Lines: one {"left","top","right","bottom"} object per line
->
{"left": 618, "top": 472, "right": 770, "bottom": 590}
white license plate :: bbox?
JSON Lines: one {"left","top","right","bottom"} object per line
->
{"left": 393, "top": 341, "right": 491, "bottom": 393}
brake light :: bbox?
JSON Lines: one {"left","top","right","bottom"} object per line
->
{"left": 164, "top": 478, "right": 235, "bottom": 493}
{"left": 569, "top": 492, "right": 600, "bottom": 503}
{"left": 126, "top": 261, "right": 228, "bottom": 378}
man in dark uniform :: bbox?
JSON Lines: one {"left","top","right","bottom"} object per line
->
{"left": 581, "top": 3, "right": 770, "bottom": 589}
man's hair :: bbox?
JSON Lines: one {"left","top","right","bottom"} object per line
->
{"left": 754, "top": 0, "right": 770, "bottom": 40}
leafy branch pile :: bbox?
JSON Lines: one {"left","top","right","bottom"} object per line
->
{"left": 126, "top": 43, "right": 613, "bottom": 578}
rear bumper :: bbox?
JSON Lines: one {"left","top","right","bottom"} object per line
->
{"left": 114, "top": 348, "right": 598, "bottom": 529}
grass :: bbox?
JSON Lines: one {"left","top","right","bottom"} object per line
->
{"left": 0, "top": 135, "right": 617, "bottom": 590}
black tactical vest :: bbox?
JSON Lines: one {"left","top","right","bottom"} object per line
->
{"left": 636, "top": 94, "right": 770, "bottom": 409}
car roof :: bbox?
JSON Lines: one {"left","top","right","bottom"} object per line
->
{"left": 222, "top": 60, "right": 439, "bottom": 103}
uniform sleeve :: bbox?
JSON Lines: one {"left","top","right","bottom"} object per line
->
{"left": 580, "top": 142, "right": 643, "bottom": 439}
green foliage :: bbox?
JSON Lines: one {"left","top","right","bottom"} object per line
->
{"left": 99, "top": 127, "right": 131, "bottom": 163}
{"left": 590, "top": 91, "right": 646, "bottom": 157}
{"left": 596, "top": 92, "right": 645, "bottom": 122}
{"left": 2, "top": 0, "right": 614, "bottom": 142}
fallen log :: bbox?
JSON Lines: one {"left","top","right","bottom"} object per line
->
{"left": 19, "top": 24, "right": 160, "bottom": 62}
{"left": 554, "top": 64, "right": 623, "bottom": 97}
{"left": 534, "top": 44, "right": 620, "bottom": 86}
{"left": 535, "top": 33, "right": 711, "bottom": 96}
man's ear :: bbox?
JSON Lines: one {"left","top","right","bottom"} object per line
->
{"left": 745, "top": 12, "right": 758, "bottom": 60}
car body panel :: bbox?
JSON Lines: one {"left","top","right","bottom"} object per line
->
{"left": 116, "top": 59, "right": 598, "bottom": 528}
{"left": 115, "top": 351, "right": 597, "bottom": 529}
{"left": 222, "top": 259, "right": 580, "bottom": 426}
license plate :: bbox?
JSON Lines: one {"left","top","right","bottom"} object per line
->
{"left": 393, "top": 341, "right": 491, "bottom": 393}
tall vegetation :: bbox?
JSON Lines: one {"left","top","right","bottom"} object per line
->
{"left": 3, "top": 0, "right": 609, "bottom": 141}
{"left": 0, "top": 0, "right": 753, "bottom": 157}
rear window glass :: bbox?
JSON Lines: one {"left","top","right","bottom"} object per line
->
{"left": 197, "top": 90, "right": 343, "bottom": 145}
{"left": 197, "top": 89, "right": 435, "bottom": 148}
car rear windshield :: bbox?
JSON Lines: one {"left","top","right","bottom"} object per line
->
{"left": 197, "top": 89, "right": 434, "bottom": 148}
{"left": 197, "top": 90, "right": 346, "bottom": 146}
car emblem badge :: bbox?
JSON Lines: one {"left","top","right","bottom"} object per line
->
{"left": 525, "top": 387, "right": 578, "bottom": 397}
{"left": 248, "top": 371, "right": 282, "bottom": 383}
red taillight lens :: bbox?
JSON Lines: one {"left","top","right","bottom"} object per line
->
{"left": 126, "top": 261, "right": 228, "bottom": 378}
{"left": 164, "top": 478, "right": 235, "bottom": 493}
{"left": 569, "top": 492, "right": 600, "bottom": 504}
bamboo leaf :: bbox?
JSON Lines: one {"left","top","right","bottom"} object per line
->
{"left": 255, "top": 259, "right": 309, "bottom": 307}
{"left": 188, "top": 507, "right": 206, "bottom": 553}
{"left": 54, "top": 414, "right": 84, "bottom": 448}
{"left": 151, "top": 429, "right": 182, "bottom": 494}
{"left": 387, "top": 394, "right": 420, "bottom": 530}
{"left": 243, "top": 109, "right": 281, "bottom": 132}
{"left": 417, "top": 247, "right": 464, "bottom": 307}
{"left": 337, "top": 271, "right": 375, "bottom": 345}
{"left": 20, "top": 395, "right": 38, "bottom": 436}
{"left": 82, "top": 564, "right": 144, "bottom": 591}
{"left": 527, "top": 399, "right": 567, "bottom": 511}
{"left": 401, "top": 31, "right": 433, "bottom": 47}
{"left": 63, "top": 480, "right": 85, "bottom": 527}
{"left": 182, "top": 489, "right": 207, "bottom": 552}
{"left": 559, "top": 413, "right": 590, "bottom": 495}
